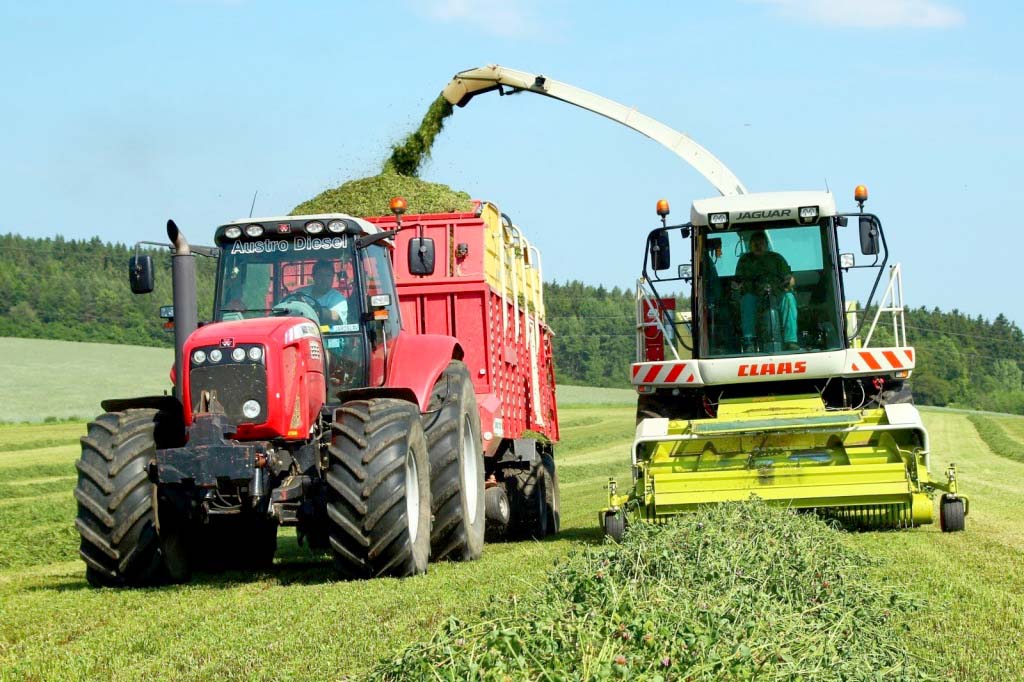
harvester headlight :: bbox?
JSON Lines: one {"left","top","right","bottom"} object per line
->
{"left": 231, "top": 347, "right": 246, "bottom": 362}
{"left": 244, "top": 224, "right": 264, "bottom": 237}
{"left": 306, "top": 221, "right": 324, "bottom": 234}
{"left": 224, "top": 226, "right": 242, "bottom": 239}
{"left": 209, "top": 349, "right": 223, "bottom": 363}
{"left": 709, "top": 212, "right": 729, "bottom": 229}
{"left": 192, "top": 350, "right": 206, "bottom": 364}
{"left": 242, "top": 400, "right": 261, "bottom": 420}
{"left": 248, "top": 346, "right": 263, "bottom": 361}
{"left": 327, "top": 220, "right": 346, "bottom": 234}
{"left": 840, "top": 253, "right": 855, "bottom": 269}
{"left": 799, "top": 206, "right": 819, "bottom": 224}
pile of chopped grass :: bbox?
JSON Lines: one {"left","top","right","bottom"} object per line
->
{"left": 371, "top": 501, "right": 929, "bottom": 681}
{"left": 292, "top": 94, "right": 471, "bottom": 218}
{"left": 291, "top": 165, "right": 472, "bottom": 218}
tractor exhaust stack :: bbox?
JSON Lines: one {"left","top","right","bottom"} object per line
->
{"left": 166, "top": 219, "right": 198, "bottom": 401}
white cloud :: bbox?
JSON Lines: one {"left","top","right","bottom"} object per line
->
{"left": 410, "top": 0, "right": 536, "bottom": 38}
{"left": 749, "top": 0, "right": 965, "bottom": 28}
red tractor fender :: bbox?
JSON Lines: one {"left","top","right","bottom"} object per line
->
{"left": 385, "top": 333, "right": 464, "bottom": 412}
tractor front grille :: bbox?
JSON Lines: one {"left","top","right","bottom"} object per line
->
{"left": 189, "top": 361, "right": 267, "bottom": 425}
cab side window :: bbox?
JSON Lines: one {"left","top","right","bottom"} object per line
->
{"left": 360, "top": 244, "right": 400, "bottom": 343}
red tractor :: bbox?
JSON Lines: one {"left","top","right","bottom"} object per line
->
{"left": 75, "top": 203, "right": 558, "bottom": 586}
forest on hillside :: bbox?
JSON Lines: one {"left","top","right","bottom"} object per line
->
{"left": 3, "top": 233, "right": 1024, "bottom": 413}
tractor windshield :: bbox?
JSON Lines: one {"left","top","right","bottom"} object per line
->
{"left": 214, "top": 236, "right": 366, "bottom": 390}
{"left": 698, "top": 222, "right": 844, "bottom": 357}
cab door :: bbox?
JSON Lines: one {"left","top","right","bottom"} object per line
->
{"left": 359, "top": 243, "right": 401, "bottom": 386}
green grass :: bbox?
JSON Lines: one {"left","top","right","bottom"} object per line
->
{"left": 2, "top": 404, "right": 1024, "bottom": 680}
{"left": 0, "top": 338, "right": 172, "bottom": 423}
{"left": 966, "top": 414, "right": 1024, "bottom": 463}
{"left": 556, "top": 384, "right": 636, "bottom": 406}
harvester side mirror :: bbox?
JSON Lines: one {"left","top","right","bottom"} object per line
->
{"left": 859, "top": 216, "right": 880, "bottom": 256}
{"left": 650, "top": 230, "right": 671, "bottom": 271}
{"left": 408, "top": 237, "right": 435, "bottom": 276}
{"left": 129, "top": 255, "right": 155, "bottom": 294}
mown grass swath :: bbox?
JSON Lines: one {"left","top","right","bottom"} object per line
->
{"left": 967, "top": 413, "right": 1024, "bottom": 463}
{"left": 372, "top": 501, "right": 928, "bottom": 681}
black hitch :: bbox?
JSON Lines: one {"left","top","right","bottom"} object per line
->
{"left": 156, "top": 411, "right": 268, "bottom": 487}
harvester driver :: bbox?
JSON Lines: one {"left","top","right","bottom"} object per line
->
{"left": 734, "top": 230, "right": 798, "bottom": 352}
{"left": 301, "top": 260, "right": 349, "bottom": 323}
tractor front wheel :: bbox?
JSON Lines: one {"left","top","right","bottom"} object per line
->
{"left": 423, "top": 360, "right": 485, "bottom": 562}
{"left": 75, "top": 409, "right": 178, "bottom": 587}
{"left": 326, "top": 399, "right": 431, "bottom": 579}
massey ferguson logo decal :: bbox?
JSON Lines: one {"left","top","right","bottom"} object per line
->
{"left": 220, "top": 338, "right": 235, "bottom": 347}
{"left": 735, "top": 209, "right": 792, "bottom": 220}
{"left": 738, "top": 361, "right": 807, "bottom": 377}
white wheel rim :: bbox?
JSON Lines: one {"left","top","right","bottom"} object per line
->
{"left": 405, "top": 447, "right": 420, "bottom": 544}
{"left": 461, "top": 414, "right": 479, "bottom": 525}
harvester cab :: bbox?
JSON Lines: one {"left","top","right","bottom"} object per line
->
{"left": 604, "top": 188, "right": 968, "bottom": 536}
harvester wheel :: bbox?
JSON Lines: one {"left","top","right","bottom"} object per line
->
{"left": 940, "top": 495, "right": 966, "bottom": 533}
{"left": 541, "top": 451, "right": 560, "bottom": 536}
{"left": 326, "top": 399, "right": 431, "bottom": 579}
{"left": 75, "top": 409, "right": 178, "bottom": 587}
{"left": 423, "top": 360, "right": 485, "bottom": 562}
{"left": 507, "top": 462, "right": 548, "bottom": 540}
{"left": 603, "top": 511, "right": 626, "bottom": 543}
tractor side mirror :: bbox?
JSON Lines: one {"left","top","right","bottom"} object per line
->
{"left": 129, "top": 255, "right": 155, "bottom": 294}
{"left": 408, "top": 237, "right": 435, "bottom": 276}
{"left": 650, "top": 230, "right": 671, "bottom": 271}
{"left": 859, "top": 216, "right": 880, "bottom": 256}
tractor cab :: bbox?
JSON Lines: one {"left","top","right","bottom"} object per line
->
{"left": 212, "top": 214, "right": 399, "bottom": 394}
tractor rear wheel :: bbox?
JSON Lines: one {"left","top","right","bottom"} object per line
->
{"left": 75, "top": 409, "right": 176, "bottom": 587}
{"left": 326, "top": 399, "right": 431, "bottom": 579}
{"left": 940, "top": 495, "right": 965, "bottom": 533}
{"left": 423, "top": 360, "right": 485, "bottom": 562}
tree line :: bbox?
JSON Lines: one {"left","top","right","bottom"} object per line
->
{"left": 2, "top": 233, "right": 1023, "bottom": 412}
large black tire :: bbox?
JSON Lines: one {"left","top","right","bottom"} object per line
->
{"left": 75, "top": 409, "right": 172, "bottom": 587}
{"left": 326, "top": 399, "right": 431, "bottom": 579}
{"left": 541, "top": 450, "right": 560, "bottom": 536}
{"left": 507, "top": 461, "right": 548, "bottom": 540}
{"left": 423, "top": 361, "right": 485, "bottom": 562}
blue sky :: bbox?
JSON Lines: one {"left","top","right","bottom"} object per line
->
{"left": 2, "top": 0, "right": 1022, "bottom": 326}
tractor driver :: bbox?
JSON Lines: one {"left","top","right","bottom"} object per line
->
{"left": 300, "top": 260, "right": 349, "bottom": 323}
{"left": 733, "top": 230, "right": 799, "bottom": 351}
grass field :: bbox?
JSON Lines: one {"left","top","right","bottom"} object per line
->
{"left": 2, "top": 404, "right": 1024, "bottom": 680}
{"left": 0, "top": 338, "right": 172, "bottom": 423}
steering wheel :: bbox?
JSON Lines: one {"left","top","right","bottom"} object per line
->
{"left": 273, "top": 291, "right": 323, "bottom": 323}
{"left": 279, "top": 291, "right": 321, "bottom": 311}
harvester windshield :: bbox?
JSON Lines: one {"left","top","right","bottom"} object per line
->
{"left": 698, "top": 221, "right": 844, "bottom": 358}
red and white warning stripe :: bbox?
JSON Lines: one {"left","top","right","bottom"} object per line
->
{"left": 631, "top": 361, "right": 702, "bottom": 386}
{"left": 845, "top": 347, "right": 915, "bottom": 374}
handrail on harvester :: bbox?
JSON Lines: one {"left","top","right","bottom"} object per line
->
{"left": 442, "top": 65, "right": 748, "bottom": 197}
{"left": 860, "top": 263, "right": 908, "bottom": 349}
{"left": 636, "top": 278, "right": 683, "bottom": 363}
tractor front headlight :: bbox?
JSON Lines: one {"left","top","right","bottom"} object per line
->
{"left": 209, "top": 349, "right": 223, "bottom": 363}
{"left": 242, "top": 400, "right": 261, "bottom": 420}
{"left": 248, "top": 346, "right": 263, "bottom": 361}
{"left": 244, "top": 224, "right": 264, "bottom": 237}
{"left": 192, "top": 350, "right": 206, "bottom": 364}
{"left": 224, "top": 226, "right": 242, "bottom": 239}
{"left": 231, "top": 348, "right": 246, "bottom": 362}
